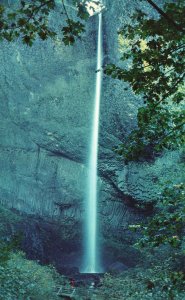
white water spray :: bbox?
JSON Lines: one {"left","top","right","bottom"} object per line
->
{"left": 83, "top": 13, "right": 103, "bottom": 274}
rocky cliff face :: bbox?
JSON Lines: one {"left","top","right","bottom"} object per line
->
{"left": 0, "top": 0, "right": 182, "bottom": 269}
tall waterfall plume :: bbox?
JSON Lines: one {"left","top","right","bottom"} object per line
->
{"left": 83, "top": 12, "right": 103, "bottom": 274}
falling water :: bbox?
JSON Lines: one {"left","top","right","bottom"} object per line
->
{"left": 83, "top": 12, "right": 103, "bottom": 274}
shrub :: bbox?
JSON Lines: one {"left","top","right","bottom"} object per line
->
{"left": 0, "top": 252, "right": 60, "bottom": 300}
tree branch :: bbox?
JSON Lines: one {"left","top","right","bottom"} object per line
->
{"left": 145, "top": 0, "right": 185, "bottom": 33}
{"left": 61, "top": 0, "right": 71, "bottom": 23}
{"left": 153, "top": 72, "right": 185, "bottom": 108}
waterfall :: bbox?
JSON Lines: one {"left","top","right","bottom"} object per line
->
{"left": 83, "top": 12, "right": 103, "bottom": 274}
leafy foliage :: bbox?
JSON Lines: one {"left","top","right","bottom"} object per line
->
{"left": 130, "top": 183, "right": 185, "bottom": 249}
{"left": 0, "top": 252, "right": 61, "bottom": 300}
{"left": 0, "top": 0, "right": 92, "bottom": 46}
{"left": 108, "top": 4, "right": 185, "bottom": 290}
{"left": 125, "top": 182, "right": 185, "bottom": 298}
{"left": 106, "top": 3, "right": 185, "bottom": 296}
{"left": 97, "top": 264, "right": 185, "bottom": 300}
{"left": 62, "top": 19, "right": 85, "bottom": 45}
{"left": 105, "top": 0, "right": 185, "bottom": 161}
{"left": 0, "top": 1, "right": 55, "bottom": 46}
{"left": 0, "top": 205, "right": 67, "bottom": 299}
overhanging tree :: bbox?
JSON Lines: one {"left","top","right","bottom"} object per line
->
{"left": 105, "top": 0, "right": 185, "bottom": 161}
{"left": 105, "top": 1, "right": 185, "bottom": 288}
{"left": 0, "top": 0, "right": 96, "bottom": 46}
